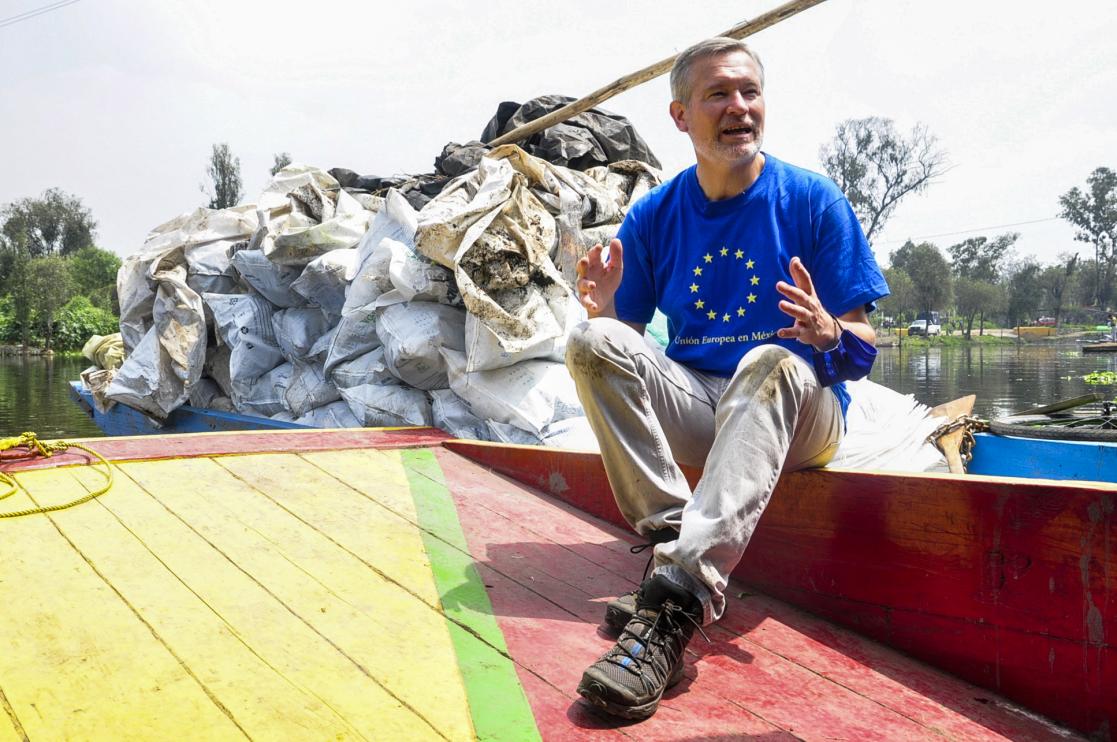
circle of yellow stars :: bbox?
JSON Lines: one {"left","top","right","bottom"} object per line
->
{"left": 690, "top": 246, "right": 760, "bottom": 322}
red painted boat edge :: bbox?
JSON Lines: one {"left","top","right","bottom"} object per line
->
{"left": 442, "top": 438, "right": 1117, "bottom": 740}
{"left": 0, "top": 427, "right": 451, "bottom": 472}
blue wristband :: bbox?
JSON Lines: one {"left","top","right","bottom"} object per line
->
{"left": 812, "top": 329, "right": 877, "bottom": 387}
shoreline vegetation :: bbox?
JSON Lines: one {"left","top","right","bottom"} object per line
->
{"left": 3, "top": 330, "right": 1099, "bottom": 356}
{"left": 0, "top": 345, "right": 84, "bottom": 357}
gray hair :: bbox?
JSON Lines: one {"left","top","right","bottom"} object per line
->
{"left": 669, "top": 37, "right": 765, "bottom": 103}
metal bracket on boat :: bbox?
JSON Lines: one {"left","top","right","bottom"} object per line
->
{"left": 0, "top": 432, "right": 114, "bottom": 519}
{"left": 928, "top": 416, "right": 990, "bottom": 472}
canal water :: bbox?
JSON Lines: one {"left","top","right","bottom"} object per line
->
{"left": 1, "top": 355, "right": 103, "bottom": 439}
{"left": 2, "top": 343, "right": 1116, "bottom": 439}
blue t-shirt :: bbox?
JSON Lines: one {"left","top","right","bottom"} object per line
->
{"left": 615, "top": 154, "right": 889, "bottom": 416}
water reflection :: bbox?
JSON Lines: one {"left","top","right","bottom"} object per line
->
{"left": 0, "top": 354, "right": 103, "bottom": 438}
{"left": 870, "top": 343, "right": 1117, "bottom": 419}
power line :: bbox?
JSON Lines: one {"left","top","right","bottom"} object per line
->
{"left": 0, "top": 0, "right": 81, "bottom": 29}
{"left": 875, "top": 216, "right": 1062, "bottom": 246}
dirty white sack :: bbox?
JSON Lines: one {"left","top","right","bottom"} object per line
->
{"left": 377, "top": 302, "right": 467, "bottom": 390}
{"left": 338, "top": 383, "right": 433, "bottom": 427}
{"left": 828, "top": 379, "right": 949, "bottom": 472}
{"left": 441, "top": 348, "right": 583, "bottom": 439}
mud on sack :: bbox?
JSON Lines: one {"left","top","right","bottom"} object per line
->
{"left": 415, "top": 145, "right": 585, "bottom": 372}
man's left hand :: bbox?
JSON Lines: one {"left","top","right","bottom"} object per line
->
{"left": 775, "top": 257, "right": 840, "bottom": 351}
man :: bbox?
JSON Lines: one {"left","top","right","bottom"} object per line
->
{"left": 566, "top": 37, "right": 889, "bottom": 720}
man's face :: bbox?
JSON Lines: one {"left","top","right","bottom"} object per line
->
{"left": 670, "top": 51, "right": 765, "bottom": 169}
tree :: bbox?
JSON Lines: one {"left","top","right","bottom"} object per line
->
{"left": 819, "top": 117, "right": 947, "bottom": 244}
{"left": 948, "top": 232, "right": 1018, "bottom": 282}
{"left": 5, "top": 252, "right": 32, "bottom": 344}
{"left": 948, "top": 232, "right": 1016, "bottom": 336}
{"left": 68, "top": 246, "right": 121, "bottom": 295}
{"left": 1058, "top": 166, "right": 1117, "bottom": 306}
{"left": 954, "top": 276, "right": 1002, "bottom": 338}
{"left": 889, "top": 240, "right": 952, "bottom": 316}
{"left": 0, "top": 188, "right": 96, "bottom": 259}
{"left": 1037, "top": 254, "right": 1078, "bottom": 325}
{"left": 270, "top": 152, "right": 293, "bottom": 176}
{"left": 68, "top": 245, "right": 122, "bottom": 312}
{"left": 202, "top": 143, "right": 243, "bottom": 209}
{"left": 1003, "top": 259, "right": 1043, "bottom": 329}
{"left": 24, "top": 256, "right": 74, "bottom": 350}
{"left": 876, "top": 266, "right": 914, "bottom": 326}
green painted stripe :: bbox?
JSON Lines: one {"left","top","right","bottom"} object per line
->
{"left": 402, "top": 448, "right": 541, "bottom": 742}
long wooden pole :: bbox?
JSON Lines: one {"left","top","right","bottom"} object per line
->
{"left": 487, "top": 0, "right": 828, "bottom": 148}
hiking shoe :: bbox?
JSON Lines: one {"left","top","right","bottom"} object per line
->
{"left": 603, "top": 527, "right": 677, "bottom": 631}
{"left": 578, "top": 574, "right": 703, "bottom": 720}
{"left": 604, "top": 590, "right": 638, "bottom": 632}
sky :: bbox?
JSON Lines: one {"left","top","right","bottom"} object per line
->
{"left": 2, "top": 0, "right": 1115, "bottom": 270}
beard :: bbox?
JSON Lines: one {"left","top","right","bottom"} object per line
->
{"left": 693, "top": 127, "right": 763, "bottom": 168}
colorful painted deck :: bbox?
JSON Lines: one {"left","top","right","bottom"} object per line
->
{"left": 0, "top": 429, "right": 1089, "bottom": 740}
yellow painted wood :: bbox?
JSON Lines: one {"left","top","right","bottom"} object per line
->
{"left": 123, "top": 454, "right": 475, "bottom": 740}
{"left": 37, "top": 465, "right": 365, "bottom": 740}
{"left": 0, "top": 694, "right": 26, "bottom": 742}
{"left": 0, "top": 470, "right": 245, "bottom": 741}
{"left": 302, "top": 449, "right": 419, "bottom": 517}
{"left": 70, "top": 460, "right": 441, "bottom": 741}
{"left": 217, "top": 451, "right": 442, "bottom": 607}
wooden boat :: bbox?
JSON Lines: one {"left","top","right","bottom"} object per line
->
{"left": 1, "top": 427, "right": 1112, "bottom": 739}
{"left": 69, "top": 381, "right": 310, "bottom": 436}
{"left": 1083, "top": 342, "right": 1117, "bottom": 354}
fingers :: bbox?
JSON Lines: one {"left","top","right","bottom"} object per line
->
{"left": 778, "top": 299, "right": 812, "bottom": 322}
{"left": 789, "top": 256, "right": 815, "bottom": 295}
{"left": 606, "top": 238, "right": 623, "bottom": 267}
{"left": 775, "top": 280, "right": 810, "bottom": 305}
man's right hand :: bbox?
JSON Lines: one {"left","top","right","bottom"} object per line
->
{"left": 576, "top": 238, "right": 624, "bottom": 319}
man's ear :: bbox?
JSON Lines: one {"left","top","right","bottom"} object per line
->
{"left": 669, "top": 100, "right": 688, "bottom": 133}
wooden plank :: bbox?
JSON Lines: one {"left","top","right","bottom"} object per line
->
{"left": 25, "top": 465, "right": 363, "bottom": 739}
{"left": 68, "top": 380, "right": 309, "bottom": 436}
{"left": 2, "top": 427, "right": 450, "bottom": 473}
{"left": 428, "top": 449, "right": 1077, "bottom": 738}
{"left": 218, "top": 450, "right": 444, "bottom": 607}
{"left": 442, "top": 442, "right": 1100, "bottom": 738}
{"left": 470, "top": 561, "right": 791, "bottom": 741}
{"left": 84, "top": 459, "right": 442, "bottom": 740}
{"left": 432, "top": 449, "right": 1037, "bottom": 740}
{"left": 0, "top": 470, "right": 246, "bottom": 741}
{"left": 0, "top": 687, "right": 27, "bottom": 742}
{"left": 968, "top": 434, "right": 1117, "bottom": 483}
{"left": 486, "top": 0, "right": 826, "bottom": 147}
{"left": 398, "top": 449, "right": 542, "bottom": 742}
{"left": 218, "top": 449, "right": 541, "bottom": 741}
{"left": 118, "top": 454, "right": 475, "bottom": 741}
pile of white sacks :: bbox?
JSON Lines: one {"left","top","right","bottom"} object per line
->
{"left": 99, "top": 141, "right": 952, "bottom": 471}
{"left": 102, "top": 144, "right": 659, "bottom": 450}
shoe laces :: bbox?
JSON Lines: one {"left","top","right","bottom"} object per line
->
{"left": 629, "top": 541, "right": 657, "bottom": 581}
{"left": 629, "top": 529, "right": 675, "bottom": 580}
{"left": 604, "top": 600, "right": 709, "bottom": 692}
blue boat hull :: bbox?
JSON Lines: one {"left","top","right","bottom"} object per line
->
{"left": 68, "top": 381, "right": 308, "bottom": 436}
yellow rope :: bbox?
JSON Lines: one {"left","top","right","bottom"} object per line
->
{"left": 0, "top": 432, "right": 114, "bottom": 519}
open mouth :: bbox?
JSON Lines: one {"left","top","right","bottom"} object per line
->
{"left": 721, "top": 123, "right": 754, "bottom": 138}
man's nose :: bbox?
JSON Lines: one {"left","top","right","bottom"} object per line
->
{"left": 725, "top": 90, "right": 749, "bottom": 114}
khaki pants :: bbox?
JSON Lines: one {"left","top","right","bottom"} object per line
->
{"left": 566, "top": 318, "right": 843, "bottom": 623}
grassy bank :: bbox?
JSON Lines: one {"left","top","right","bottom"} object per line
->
{"left": 878, "top": 333, "right": 1016, "bottom": 349}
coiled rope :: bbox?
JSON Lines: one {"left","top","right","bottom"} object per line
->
{"left": 0, "top": 432, "right": 113, "bottom": 518}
